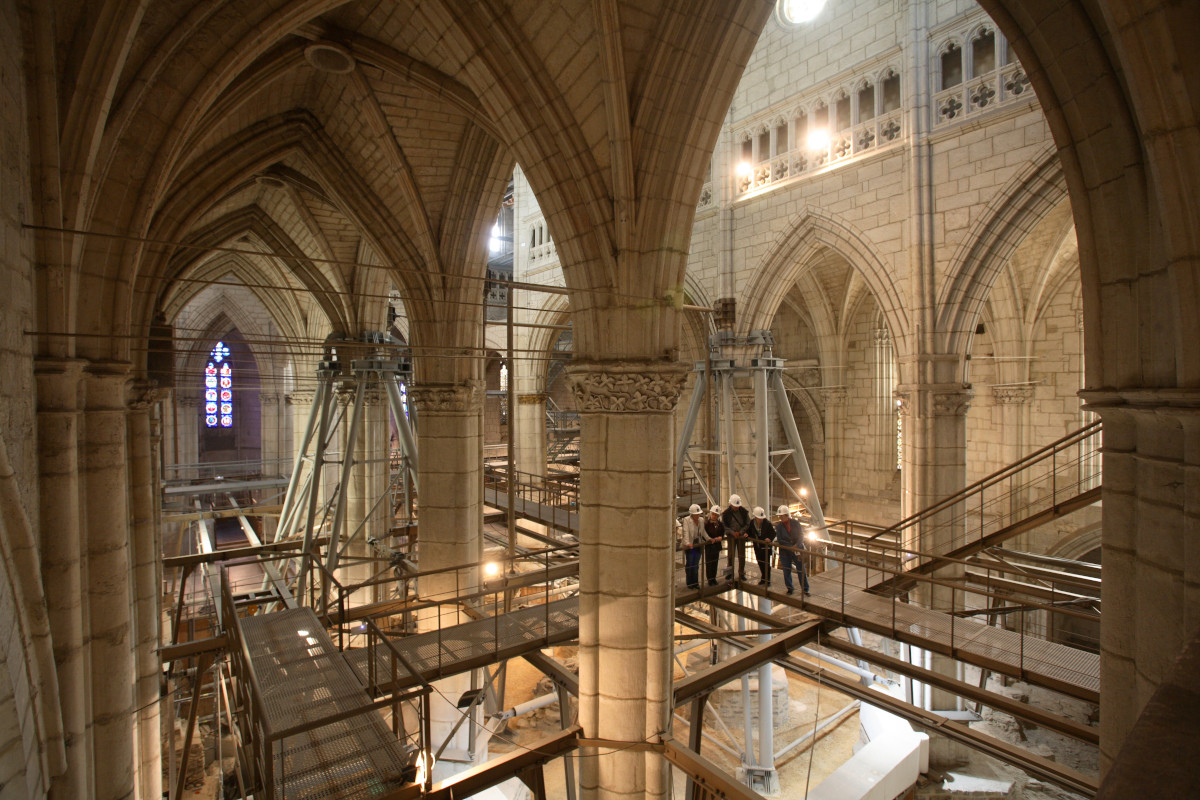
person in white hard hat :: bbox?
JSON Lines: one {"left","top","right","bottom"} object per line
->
{"left": 702, "top": 505, "right": 726, "bottom": 586}
{"left": 775, "top": 504, "right": 810, "bottom": 596}
{"left": 749, "top": 506, "right": 776, "bottom": 585}
{"left": 681, "top": 504, "right": 705, "bottom": 589}
{"left": 721, "top": 494, "right": 751, "bottom": 581}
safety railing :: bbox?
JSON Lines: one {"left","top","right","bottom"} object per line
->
{"left": 320, "top": 543, "right": 581, "bottom": 686}
{"left": 864, "top": 421, "right": 1102, "bottom": 572}
{"left": 219, "top": 565, "right": 428, "bottom": 800}
{"left": 162, "top": 455, "right": 297, "bottom": 484}
{"left": 673, "top": 533, "right": 1099, "bottom": 685}
{"left": 483, "top": 465, "right": 579, "bottom": 510}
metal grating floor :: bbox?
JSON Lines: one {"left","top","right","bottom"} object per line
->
{"left": 238, "top": 608, "right": 411, "bottom": 799}
{"left": 805, "top": 564, "right": 1100, "bottom": 700}
{"left": 344, "top": 597, "right": 580, "bottom": 691}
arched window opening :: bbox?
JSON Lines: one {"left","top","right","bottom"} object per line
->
{"left": 941, "top": 43, "right": 963, "bottom": 89}
{"left": 204, "top": 341, "right": 233, "bottom": 428}
{"left": 858, "top": 83, "right": 876, "bottom": 122}
{"left": 881, "top": 71, "right": 901, "bottom": 112}
{"left": 971, "top": 29, "right": 996, "bottom": 77}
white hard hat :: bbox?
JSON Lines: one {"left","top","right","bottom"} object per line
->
{"left": 729, "top": 494, "right": 742, "bottom": 507}
{"left": 689, "top": 504, "right": 702, "bottom": 515}
{"left": 776, "top": 505, "right": 789, "bottom": 516}
{"left": 752, "top": 506, "right": 766, "bottom": 519}
{"left": 710, "top": 505, "right": 721, "bottom": 515}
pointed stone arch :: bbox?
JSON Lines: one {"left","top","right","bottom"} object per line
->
{"left": 738, "top": 207, "right": 909, "bottom": 355}
{"left": 937, "top": 144, "right": 1066, "bottom": 357}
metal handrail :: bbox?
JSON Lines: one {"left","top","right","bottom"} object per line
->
{"left": 864, "top": 420, "right": 1101, "bottom": 545}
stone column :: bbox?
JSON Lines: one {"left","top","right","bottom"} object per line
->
{"left": 819, "top": 387, "right": 848, "bottom": 517}
{"left": 515, "top": 392, "right": 548, "bottom": 481}
{"left": 81, "top": 362, "right": 136, "bottom": 800}
{"left": 126, "top": 381, "right": 164, "bottom": 800}
{"left": 287, "top": 390, "right": 316, "bottom": 466}
{"left": 410, "top": 381, "right": 484, "bottom": 777}
{"left": 174, "top": 391, "right": 201, "bottom": 479}
{"left": 35, "top": 358, "right": 89, "bottom": 800}
{"left": 992, "top": 386, "right": 1034, "bottom": 535}
{"left": 896, "top": 383, "right": 972, "bottom": 764}
{"left": 1081, "top": 391, "right": 1200, "bottom": 774}
{"left": 568, "top": 360, "right": 689, "bottom": 800}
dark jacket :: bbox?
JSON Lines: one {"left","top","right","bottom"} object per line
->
{"left": 749, "top": 517, "right": 775, "bottom": 542}
{"left": 722, "top": 506, "right": 751, "bottom": 537}
{"left": 703, "top": 516, "right": 725, "bottom": 542}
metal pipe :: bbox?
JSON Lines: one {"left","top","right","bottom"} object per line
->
{"left": 325, "top": 379, "right": 366, "bottom": 584}
{"left": 493, "top": 692, "right": 560, "bottom": 721}
{"left": 769, "top": 370, "right": 826, "bottom": 533}
{"left": 385, "top": 375, "right": 419, "bottom": 491}
{"left": 298, "top": 367, "right": 337, "bottom": 599}
{"left": 674, "top": 363, "right": 709, "bottom": 486}
{"left": 796, "top": 646, "right": 891, "bottom": 685}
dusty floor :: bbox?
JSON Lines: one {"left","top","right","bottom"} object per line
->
{"left": 488, "top": 611, "right": 867, "bottom": 799}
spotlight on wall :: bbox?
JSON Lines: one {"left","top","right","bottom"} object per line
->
{"left": 806, "top": 128, "right": 830, "bottom": 152}
{"left": 799, "top": 487, "right": 808, "bottom": 497}
{"left": 483, "top": 561, "right": 501, "bottom": 579}
{"left": 735, "top": 161, "right": 753, "bottom": 178}
{"left": 806, "top": 529, "right": 819, "bottom": 541}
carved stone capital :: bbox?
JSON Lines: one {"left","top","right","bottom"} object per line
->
{"left": 518, "top": 393, "right": 549, "bottom": 406}
{"left": 992, "top": 386, "right": 1034, "bottom": 405}
{"left": 566, "top": 360, "right": 690, "bottom": 413}
{"left": 819, "top": 387, "right": 847, "bottom": 406}
{"left": 933, "top": 389, "right": 974, "bottom": 416}
{"left": 872, "top": 328, "right": 891, "bottom": 347}
{"left": 409, "top": 381, "right": 483, "bottom": 414}
{"left": 798, "top": 368, "right": 821, "bottom": 388}
{"left": 126, "top": 379, "right": 168, "bottom": 411}
{"left": 287, "top": 391, "right": 316, "bottom": 406}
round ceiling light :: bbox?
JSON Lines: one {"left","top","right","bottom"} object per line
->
{"left": 304, "top": 42, "right": 355, "bottom": 74}
{"left": 780, "top": 0, "right": 827, "bottom": 24}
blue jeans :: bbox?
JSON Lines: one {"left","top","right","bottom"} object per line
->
{"left": 780, "top": 547, "right": 809, "bottom": 592}
{"left": 684, "top": 547, "right": 702, "bottom": 587}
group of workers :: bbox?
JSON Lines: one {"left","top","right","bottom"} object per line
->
{"left": 679, "top": 494, "right": 812, "bottom": 596}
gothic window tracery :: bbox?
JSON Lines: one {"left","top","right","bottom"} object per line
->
{"left": 204, "top": 341, "right": 233, "bottom": 428}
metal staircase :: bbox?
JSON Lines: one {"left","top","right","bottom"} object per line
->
{"left": 823, "top": 421, "right": 1102, "bottom": 592}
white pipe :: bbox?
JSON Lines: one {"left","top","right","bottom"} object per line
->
{"left": 797, "top": 647, "right": 893, "bottom": 686}
{"left": 493, "top": 692, "right": 559, "bottom": 721}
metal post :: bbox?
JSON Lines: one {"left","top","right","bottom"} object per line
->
{"left": 769, "top": 371, "right": 827, "bottom": 533}
{"left": 674, "top": 361, "right": 710, "bottom": 487}
{"left": 324, "top": 378, "right": 367, "bottom": 583}
{"left": 384, "top": 373, "right": 419, "bottom": 492}
{"left": 506, "top": 287, "right": 517, "bottom": 570}
{"left": 298, "top": 363, "right": 338, "bottom": 599}
{"left": 721, "top": 368, "right": 738, "bottom": 499}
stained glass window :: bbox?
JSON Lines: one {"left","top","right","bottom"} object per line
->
{"left": 205, "top": 341, "right": 233, "bottom": 428}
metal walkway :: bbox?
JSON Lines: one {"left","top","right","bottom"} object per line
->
{"left": 483, "top": 484, "right": 578, "bottom": 533}
{"left": 237, "top": 607, "right": 411, "bottom": 799}
{"left": 765, "top": 564, "right": 1100, "bottom": 702}
{"left": 343, "top": 597, "right": 580, "bottom": 693}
